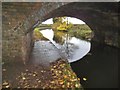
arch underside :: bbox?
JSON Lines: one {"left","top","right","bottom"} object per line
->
{"left": 2, "top": 2, "right": 119, "bottom": 63}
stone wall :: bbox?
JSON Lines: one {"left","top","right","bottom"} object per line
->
{"left": 2, "top": 3, "right": 42, "bottom": 63}
{"left": 2, "top": 30, "right": 32, "bottom": 64}
{"left": 2, "top": 2, "right": 68, "bottom": 63}
{"left": 2, "top": 2, "right": 119, "bottom": 63}
{"left": 21, "top": 31, "right": 34, "bottom": 64}
{"left": 44, "top": 2, "right": 119, "bottom": 47}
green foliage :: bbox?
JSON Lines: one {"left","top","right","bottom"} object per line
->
{"left": 53, "top": 24, "right": 92, "bottom": 44}
{"left": 54, "top": 31, "right": 66, "bottom": 44}
{"left": 34, "top": 27, "right": 40, "bottom": 31}
{"left": 33, "top": 27, "right": 47, "bottom": 41}
{"left": 53, "top": 23, "right": 92, "bottom": 41}
{"left": 53, "top": 17, "right": 63, "bottom": 23}
{"left": 68, "top": 24, "right": 93, "bottom": 41}
{"left": 33, "top": 18, "right": 92, "bottom": 42}
{"left": 52, "top": 17, "right": 73, "bottom": 31}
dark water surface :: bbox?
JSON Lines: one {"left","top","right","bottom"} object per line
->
{"left": 3, "top": 28, "right": 119, "bottom": 88}
{"left": 70, "top": 42, "right": 119, "bottom": 88}
{"left": 40, "top": 29, "right": 119, "bottom": 88}
{"left": 2, "top": 41, "right": 119, "bottom": 88}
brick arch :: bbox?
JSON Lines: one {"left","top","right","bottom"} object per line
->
{"left": 38, "top": 2, "right": 119, "bottom": 46}
{"left": 2, "top": 2, "right": 119, "bottom": 63}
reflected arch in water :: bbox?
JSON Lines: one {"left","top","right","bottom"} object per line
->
{"left": 33, "top": 29, "right": 91, "bottom": 63}
{"left": 66, "top": 37, "right": 91, "bottom": 63}
{"left": 33, "top": 16, "right": 93, "bottom": 63}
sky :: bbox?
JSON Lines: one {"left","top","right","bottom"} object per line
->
{"left": 42, "top": 17, "right": 85, "bottom": 24}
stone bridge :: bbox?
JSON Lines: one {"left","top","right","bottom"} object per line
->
{"left": 2, "top": 2, "right": 119, "bottom": 63}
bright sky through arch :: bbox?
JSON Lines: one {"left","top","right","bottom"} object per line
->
{"left": 42, "top": 17, "right": 85, "bottom": 24}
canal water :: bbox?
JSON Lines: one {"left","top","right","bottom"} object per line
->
{"left": 71, "top": 42, "right": 118, "bottom": 88}
{"left": 39, "top": 29, "right": 91, "bottom": 63}
{"left": 2, "top": 29, "right": 118, "bottom": 88}
{"left": 39, "top": 29, "right": 118, "bottom": 88}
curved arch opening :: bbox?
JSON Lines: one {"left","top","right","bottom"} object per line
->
{"left": 33, "top": 17, "right": 94, "bottom": 41}
{"left": 32, "top": 16, "right": 94, "bottom": 64}
{"left": 2, "top": 2, "right": 118, "bottom": 88}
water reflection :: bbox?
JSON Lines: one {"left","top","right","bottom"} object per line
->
{"left": 66, "top": 37, "right": 91, "bottom": 63}
{"left": 39, "top": 29, "right": 91, "bottom": 63}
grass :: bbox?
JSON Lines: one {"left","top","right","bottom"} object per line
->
{"left": 68, "top": 24, "right": 93, "bottom": 41}
{"left": 33, "top": 24, "right": 93, "bottom": 42}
